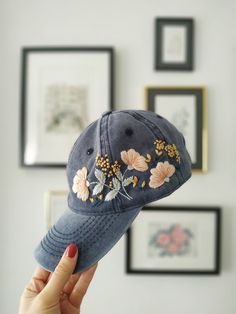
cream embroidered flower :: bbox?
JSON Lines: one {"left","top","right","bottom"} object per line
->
{"left": 120, "top": 149, "right": 148, "bottom": 172}
{"left": 149, "top": 161, "right": 175, "bottom": 188}
{"left": 72, "top": 167, "right": 90, "bottom": 201}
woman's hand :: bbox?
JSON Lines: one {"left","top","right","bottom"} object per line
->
{"left": 19, "top": 244, "right": 97, "bottom": 314}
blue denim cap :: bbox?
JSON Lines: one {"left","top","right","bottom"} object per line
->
{"left": 34, "top": 110, "right": 192, "bottom": 273}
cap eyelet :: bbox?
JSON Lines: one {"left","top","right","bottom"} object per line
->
{"left": 125, "top": 128, "right": 133, "bottom": 136}
{"left": 87, "top": 148, "right": 94, "bottom": 155}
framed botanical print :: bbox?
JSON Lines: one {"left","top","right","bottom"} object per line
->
{"left": 126, "top": 206, "right": 221, "bottom": 275}
{"left": 145, "top": 86, "right": 207, "bottom": 172}
{"left": 155, "top": 18, "right": 194, "bottom": 71}
{"left": 20, "top": 47, "right": 114, "bottom": 167}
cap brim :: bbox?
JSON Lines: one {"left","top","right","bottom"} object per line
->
{"left": 34, "top": 206, "right": 141, "bottom": 273}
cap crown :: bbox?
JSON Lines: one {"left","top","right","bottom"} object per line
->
{"left": 67, "top": 110, "right": 191, "bottom": 215}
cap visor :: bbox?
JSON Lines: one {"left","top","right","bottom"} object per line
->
{"left": 34, "top": 206, "right": 141, "bottom": 273}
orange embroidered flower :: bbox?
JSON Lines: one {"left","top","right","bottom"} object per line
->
{"left": 121, "top": 149, "right": 148, "bottom": 172}
{"left": 72, "top": 167, "right": 90, "bottom": 201}
{"left": 149, "top": 161, "right": 175, "bottom": 188}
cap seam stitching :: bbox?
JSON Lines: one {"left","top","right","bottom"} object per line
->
{"left": 133, "top": 111, "right": 166, "bottom": 140}
{"left": 106, "top": 113, "right": 117, "bottom": 211}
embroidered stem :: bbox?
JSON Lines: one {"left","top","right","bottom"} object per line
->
{"left": 121, "top": 168, "right": 133, "bottom": 200}
{"left": 103, "top": 183, "right": 131, "bottom": 200}
{"left": 89, "top": 181, "right": 131, "bottom": 200}
{"left": 89, "top": 181, "right": 98, "bottom": 185}
{"left": 123, "top": 168, "right": 128, "bottom": 177}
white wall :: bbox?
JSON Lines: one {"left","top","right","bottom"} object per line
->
{"left": 0, "top": 0, "right": 235, "bottom": 313}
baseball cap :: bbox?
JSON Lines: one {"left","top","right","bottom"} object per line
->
{"left": 34, "top": 109, "right": 192, "bottom": 273}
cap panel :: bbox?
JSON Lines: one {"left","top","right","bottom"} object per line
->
{"left": 106, "top": 111, "right": 158, "bottom": 212}
{"left": 67, "top": 118, "right": 103, "bottom": 214}
{"left": 107, "top": 110, "right": 187, "bottom": 210}
{"left": 68, "top": 114, "right": 121, "bottom": 215}
{"left": 108, "top": 111, "right": 159, "bottom": 157}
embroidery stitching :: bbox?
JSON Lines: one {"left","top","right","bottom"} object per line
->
{"left": 154, "top": 139, "right": 181, "bottom": 164}
{"left": 72, "top": 139, "right": 181, "bottom": 202}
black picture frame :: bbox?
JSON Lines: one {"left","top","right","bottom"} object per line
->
{"left": 155, "top": 18, "right": 194, "bottom": 71}
{"left": 126, "top": 206, "right": 221, "bottom": 275}
{"left": 145, "top": 86, "right": 207, "bottom": 172}
{"left": 20, "top": 46, "right": 114, "bottom": 168}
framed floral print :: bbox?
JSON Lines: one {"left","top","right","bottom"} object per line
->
{"left": 145, "top": 86, "right": 207, "bottom": 172}
{"left": 155, "top": 18, "right": 194, "bottom": 71}
{"left": 126, "top": 206, "right": 221, "bottom": 275}
{"left": 20, "top": 47, "right": 114, "bottom": 167}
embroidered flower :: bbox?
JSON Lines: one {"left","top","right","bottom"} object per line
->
{"left": 165, "top": 144, "right": 181, "bottom": 163}
{"left": 149, "top": 161, "right": 175, "bottom": 188}
{"left": 154, "top": 139, "right": 166, "bottom": 156}
{"left": 72, "top": 167, "right": 90, "bottom": 201}
{"left": 154, "top": 139, "right": 181, "bottom": 163}
{"left": 121, "top": 149, "right": 148, "bottom": 172}
{"left": 95, "top": 153, "right": 121, "bottom": 177}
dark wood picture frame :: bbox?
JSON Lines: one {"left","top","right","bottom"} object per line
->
{"left": 20, "top": 46, "right": 114, "bottom": 168}
{"left": 145, "top": 86, "right": 207, "bottom": 172}
{"left": 155, "top": 18, "right": 194, "bottom": 71}
{"left": 126, "top": 206, "right": 221, "bottom": 275}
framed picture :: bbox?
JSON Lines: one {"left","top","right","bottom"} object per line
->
{"left": 126, "top": 206, "right": 221, "bottom": 275}
{"left": 155, "top": 18, "right": 194, "bottom": 71}
{"left": 20, "top": 47, "right": 114, "bottom": 167}
{"left": 44, "top": 190, "right": 69, "bottom": 231}
{"left": 145, "top": 86, "right": 207, "bottom": 172}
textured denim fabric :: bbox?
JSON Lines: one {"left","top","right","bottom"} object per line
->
{"left": 35, "top": 206, "right": 141, "bottom": 273}
{"left": 34, "top": 110, "right": 192, "bottom": 273}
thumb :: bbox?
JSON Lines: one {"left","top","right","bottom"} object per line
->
{"left": 41, "top": 244, "right": 78, "bottom": 301}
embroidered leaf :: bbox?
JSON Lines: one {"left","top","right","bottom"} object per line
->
{"left": 95, "top": 169, "right": 106, "bottom": 183}
{"left": 115, "top": 170, "right": 123, "bottom": 181}
{"left": 155, "top": 149, "right": 163, "bottom": 156}
{"left": 105, "top": 189, "right": 119, "bottom": 201}
{"left": 132, "top": 176, "right": 138, "bottom": 187}
{"left": 92, "top": 183, "right": 104, "bottom": 195}
{"left": 123, "top": 176, "right": 133, "bottom": 187}
{"left": 112, "top": 177, "right": 121, "bottom": 190}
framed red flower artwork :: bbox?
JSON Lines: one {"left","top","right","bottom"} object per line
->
{"left": 126, "top": 206, "right": 221, "bottom": 275}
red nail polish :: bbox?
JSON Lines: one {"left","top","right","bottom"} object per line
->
{"left": 66, "top": 244, "right": 77, "bottom": 258}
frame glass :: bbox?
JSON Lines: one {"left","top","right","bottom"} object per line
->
{"left": 20, "top": 46, "right": 114, "bottom": 167}
{"left": 145, "top": 86, "right": 208, "bottom": 172}
{"left": 126, "top": 206, "right": 221, "bottom": 275}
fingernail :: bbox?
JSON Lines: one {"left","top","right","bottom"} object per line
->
{"left": 66, "top": 244, "right": 77, "bottom": 258}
